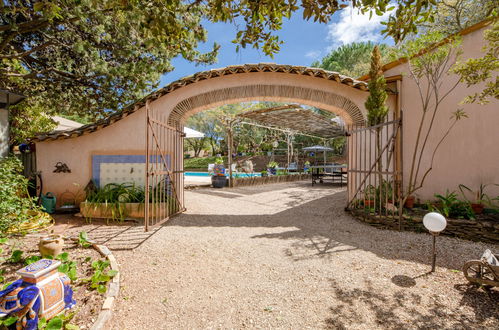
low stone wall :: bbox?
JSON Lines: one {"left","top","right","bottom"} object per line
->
{"left": 350, "top": 210, "right": 499, "bottom": 244}
{"left": 232, "top": 174, "right": 311, "bottom": 187}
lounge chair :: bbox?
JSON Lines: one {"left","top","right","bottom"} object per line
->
{"left": 207, "top": 163, "right": 215, "bottom": 175}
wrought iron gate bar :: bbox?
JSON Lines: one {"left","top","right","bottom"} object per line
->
{"left": 144, "top": 101, "right": 185, "bottom": 231}
{"left": 346, "top": 119, "right": 401, "bottom": 222}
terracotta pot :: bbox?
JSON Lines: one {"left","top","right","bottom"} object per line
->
{"left": 404, "top": 195, "right": 415, "bottom": 209}
{"left": 471, "top": 203, "right": 484, "bottom": 215}
{"left": 364, "top": 199, "right": 375, "bottom": 207}
{"left": 39, "top": 234, "right": 64, "bottom": 257}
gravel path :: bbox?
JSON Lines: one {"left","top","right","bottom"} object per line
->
{"left": 107, "top": 182, "right": 498, "bottom": 329}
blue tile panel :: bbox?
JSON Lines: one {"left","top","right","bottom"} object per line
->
{"left": 92, "top": 154, "right": 169, "bottom": 187}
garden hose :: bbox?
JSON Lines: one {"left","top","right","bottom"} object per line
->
{"left": 6, "top": 211, "right": 54, "bottom": 235}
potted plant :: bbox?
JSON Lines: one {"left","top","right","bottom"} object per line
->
{"left": 459, "top": 183, "right": 498, "bottom": 215}
{"left": 404, "top": 195, "right": 415, "bottom": 209}
{"left": 267, "top": 161, "right": 278, "bottom": 175}
{"left": 211, "top": 157, "right": 227, "bottom": 188}
{"left": 363, "top": 185, "right": 377, "bottom": 207}
{"left": 261, "top": 170, "right": 268, "bottom": 177}
{"left": 303, "top": 161, "right": 310, "bottom": 173}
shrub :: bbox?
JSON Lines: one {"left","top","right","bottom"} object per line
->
{"left": 0, "top": 156, "right": 41, "bottom": 235}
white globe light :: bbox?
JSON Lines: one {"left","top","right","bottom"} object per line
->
{"left": 423, "top": 212, "right": 447, "bottom": 233}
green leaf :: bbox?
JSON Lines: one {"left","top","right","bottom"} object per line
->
{"left": 97, "top": 284, "right": 107, "bottom": 294}
{"left": 0, "top": 238, "right": 8, "bottom": 244}
{"left": 10, "top": 250, "right": 23, "bottom": 263}
{"left": 107, "top": 270, "right": 118, "bottom": 277}
{"left": 3, "top": 316, "right": 18, "bottom": 326}
{"left": 64, "top": 324, "right": 80, "bottom": 330}
{"left": 56, "top": 252, "right": 69, "bottom": 262}
{"left": 38, "top": 317, "right": 47, "bottom": 328}
{"left": 46, "top": 317, "right": 63, "bottom": 330}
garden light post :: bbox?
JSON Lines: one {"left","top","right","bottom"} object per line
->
{"left": 423, "top": 212, "right": 447, "bottom": 272}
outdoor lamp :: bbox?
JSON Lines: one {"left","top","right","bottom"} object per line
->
{"left": 423, "top": 212, "right": 447, "bottom": 272}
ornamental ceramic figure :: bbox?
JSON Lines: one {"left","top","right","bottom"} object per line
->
{"left": 0, "top": 259, "right": 75, "bottom": 329}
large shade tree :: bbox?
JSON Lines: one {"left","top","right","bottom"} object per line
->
{"left": 1, "top": 0, "right": 448, "bottom": 141}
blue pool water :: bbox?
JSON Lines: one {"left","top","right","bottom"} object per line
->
{"left": 184, "top": 172, "right": 261, "bottom": 178}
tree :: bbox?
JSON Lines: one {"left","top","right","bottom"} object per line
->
{"left": 452, "top": 18, "right": 499, "bottom": 104}
{"left": 420, "top": 0, "right": 497, "bottom": 34}
{"left": 365, "top": 46, "right": 389, "bottom": 189}
{"left": 311, "top": 42, "right": 390, "bottom": 78}
{"left": 1, "top": 1, "right": 445, "bottom": 114}
{"left": 394, "top": 32, "right": 466, "bottom": 226}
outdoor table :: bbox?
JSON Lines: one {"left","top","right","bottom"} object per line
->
{"left": 309, "top": 165, "right": 347, "bottom": 186}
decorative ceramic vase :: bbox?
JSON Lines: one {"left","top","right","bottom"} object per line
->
{"left": 38, "top": 235, "right": 64, "bottom": 257}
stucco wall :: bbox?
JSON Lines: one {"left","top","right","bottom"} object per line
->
{"left": 384, "top": 25, "right": 499, "bottom": 201}
{"left": 35, "top": 71, "right": 378, "bottom": 205}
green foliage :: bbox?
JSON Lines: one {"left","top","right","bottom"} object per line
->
{"left": 84, "top": 260, "right": 117, "bottom": 294}
{"left": 57, "top": 252, "right": 78, "bottom": 282}
{"left": 0, "top": 316, "right": 18, "bottom": 327}
{"left": 214, "top": 157, "right": 224, "bottom": 165}
{"left": 86, "top": 183, "right": 146, "bottom": 204}
{"left": 420, "top": 0, "right": 497, "bottom": 35}
{"left": 365, "top": 46, "right": 389, "bottom": 126}
{"left": 458, "top": 183, "right": 499, "bottom": 205}
{"left": 452, "top": 18, "right": 499, "bottom": 104}
{"left": 77, "top": 232, "right": 92, "bottom": 248}
{"left": 8, "top": 250, "right": 23, "bottom": 263}
{"left": 25, "top": 255, "right": 42, "bottom": 265}
{"left": 38, "top": 311, "right": 78, "bottom": 330}
{"left": 311, "top": 42, "right": 391, "bottom": 78}
{"left": 184, "top": 156, "right": 227, "bottom": 169}
{"left": 267, "top": 161, "right": 278, "bottom": 169}
{"left": 431, "top": 190, "right": 475, "bottom": 219}
{"left": 0, "top": 156, "right": 42, "bottom": 235}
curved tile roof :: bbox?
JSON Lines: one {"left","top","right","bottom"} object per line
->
{"left": 32, "top": 63, "right": 368, "bottom": 142}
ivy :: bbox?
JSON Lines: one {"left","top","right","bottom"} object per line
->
{"left": 0, "top": 156, "right": 41, "bottom": 235}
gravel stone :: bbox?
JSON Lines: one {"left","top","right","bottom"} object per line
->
{"left": 108, "top": 182, "right": 499, "bottom": 329}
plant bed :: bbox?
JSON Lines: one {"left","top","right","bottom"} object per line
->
{"left": 0, "top": 233, "right": 116, "bottom": 329}
{"left": 349, "top": 209, "right": 499, "bottom": 244}
{"left": 232, "top": 174, "right": 311, "bottom": 187}
{"left": 80, "top": 202, "right": 177, "bottom": 221}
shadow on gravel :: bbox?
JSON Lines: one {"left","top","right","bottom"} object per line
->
{"left": 325, "top": 279, "right": 499, "bottom": 329}
{"left": 169, "top": 188, "right": 487, "bottom": 271}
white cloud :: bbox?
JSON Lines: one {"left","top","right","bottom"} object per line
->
{"left": 327, "top": 6, "right": 394, "bottom": 49}
{"left": 305, "top": 50, "right": 322, "bottom": 60}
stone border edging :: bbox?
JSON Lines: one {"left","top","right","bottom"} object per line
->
{"left": 89, "top": 243, "right": 120, "bottom": 330}
{"left": 64, "top": 240, "right": 120, "bottom": 330}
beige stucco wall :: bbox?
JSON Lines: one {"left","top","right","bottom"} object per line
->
{"left": 36, "top": 71, "right": 381, "bottom": 205}
{"left": 384, "top": 25, "right": 499, "bottom": 201}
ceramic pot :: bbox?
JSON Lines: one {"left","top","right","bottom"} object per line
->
{"left": 211, "top": 175, "right": 227, "bottom": 188}
{"left": 38, "top": 235, "right": 64, "bottom": 257}
{"left": 404, "top": 195, "right": 415, "bottom": 209}
{"left": 471, "top": 203, "right": 484, "bottom": 215}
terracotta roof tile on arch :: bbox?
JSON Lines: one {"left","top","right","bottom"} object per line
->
{"left": 31, "top": 63, "right": 368, "bottom": 142}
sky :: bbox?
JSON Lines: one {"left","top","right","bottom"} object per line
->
{"left": 159, "top": 6, "right": 395, "bottom": 87}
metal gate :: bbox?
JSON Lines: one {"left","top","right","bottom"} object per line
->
{"left": 145, "top": 100, "right": 185, "bottom": 231}
{"left": 346, "top": 119, "right": 402, "bottom": 221}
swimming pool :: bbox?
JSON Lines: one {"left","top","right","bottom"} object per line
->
{"left": 184, "top": 172, "right": 261, "bottom": 178}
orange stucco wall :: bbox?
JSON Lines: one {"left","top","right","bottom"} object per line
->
{"left": 383, "top": 25, "right": 499, "bottom": 201}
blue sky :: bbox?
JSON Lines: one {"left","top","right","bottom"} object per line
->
{"left": 159, "top": 7, "right": 395, "bottom": 86}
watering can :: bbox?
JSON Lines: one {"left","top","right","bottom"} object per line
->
{"left": 41, "top": 192, "right": 56, "bottom": 214}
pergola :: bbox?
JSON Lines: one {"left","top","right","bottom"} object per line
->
{"left": 221, "top": 104, "right": 345, "bottom": 185}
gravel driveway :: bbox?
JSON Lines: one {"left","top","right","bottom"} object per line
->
{"left": 107, "top": 182, "right": 498, "bottom": 329}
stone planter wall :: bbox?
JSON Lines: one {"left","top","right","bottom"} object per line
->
{"left": 80, "top": 202, "right": 175, "bottom": 220}
{"left": 232, "top": 174, "right": 311, "bottom": 187}
{"left": 350, "top": 210, "right": 499, "bottom": 244}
